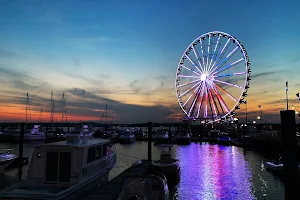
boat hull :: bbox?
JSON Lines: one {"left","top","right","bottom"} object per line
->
{"left": 13, "top": 133, "right": 46, "bottom": 141}
{"left": 0, "top": 159, "right": 14, "bottom": 174}
{"left": 151, "top": 161, "right": 180, "bottom": 183}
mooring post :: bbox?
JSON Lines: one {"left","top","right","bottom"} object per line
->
{"left": 280, "top": 110, "right": 300, "bottom": 199}
{"left": 18, "top": 122, "right": 25, "bottom": 181}
{"left": 147, "top": 122, "right": 152, "bottom": 161}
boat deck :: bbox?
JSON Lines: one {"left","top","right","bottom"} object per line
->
{"left": 84, "top": 160, "right": 151, "bottom": 200}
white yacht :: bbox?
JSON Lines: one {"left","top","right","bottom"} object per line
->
{"left": 12, "top": 125, "right": 45, "bottom": 141}
{"left": 0, "top": 135, "right": 116, "bottom": 200}
{"left": 71, "top": 125, "right": 94, "bottom": 138}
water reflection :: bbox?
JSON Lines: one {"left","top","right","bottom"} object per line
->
{"left": 175, "top": 143, "right": 283, "bottom": 200}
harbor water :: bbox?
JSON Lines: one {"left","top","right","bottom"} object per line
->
{"left": 0, "top": 141, "right": 284, "bottom": 200}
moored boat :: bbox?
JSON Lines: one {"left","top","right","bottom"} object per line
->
{"left": 117, "top": 170, "right": 169, "bottom": 200}
{"left": 176, "top": 132, "right": 191, "bottom": 145}
{"left": 12, "top": 125, "right": 45, "bottom": 141}
{"left": 217, "top": 132, "right": 231, "bottom": 145}
{"left": 0, "top": 134, "right": 116, "bottom": 200}
{"left": 119, "top": 129, "right": 136, "bottom": 144}
{"left": 154, "top": 131, "right": 169, "bottom": 145}
{"left": 0, "top": 149, "right": 18, "bottom": 174}
{"left": 151, "top": 144, "right": 180, "bottom": 183}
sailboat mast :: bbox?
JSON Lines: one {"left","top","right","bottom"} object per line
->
{"left": 26, "top": 93, "right": 28, "bottom": 123}
{"left": 105, "top": 104, "right": 107, "bottom": 125}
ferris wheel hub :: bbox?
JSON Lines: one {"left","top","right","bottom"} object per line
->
{"left": 200, "top": 74, "right": 207, "bottom": 81}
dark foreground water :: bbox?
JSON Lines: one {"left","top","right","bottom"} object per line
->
{"left": 0, "top": 141, "right": 284, "bottom": 200}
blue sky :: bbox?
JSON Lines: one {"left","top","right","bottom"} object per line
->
{"left": 0, "top": 0, "right": 299, "bottom": 123}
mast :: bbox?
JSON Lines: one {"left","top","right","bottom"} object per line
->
{"left": 50, "top": 91, "right": 54, "bottom": 124}
{"left": 61, "top": 93, "right": 67, "bottom": 124}
{"left": 25, "top": 93, "right": 32, "bottom": 123}
{"left": 39, "top": 108, "right": 43, "bottom": 123}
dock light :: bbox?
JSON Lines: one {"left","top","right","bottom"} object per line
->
{"left": 297, "top": 93, "right": 300, "bottom": 100}
{"left": 253, "top": 121, "right": 256, "bottom": 124}
{"left": 257, "top": 116, "right": 261, "bottom": 120}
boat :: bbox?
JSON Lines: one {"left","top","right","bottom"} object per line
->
{"left": 119, "top": 129, "right": 136, "bottom": 144}
{"left": 0, "top": 149, "right": 18, "bottom": 173}
{"left": 203, "top": 129, "right": 220, "bottom": 143}
{"left": 265, "top": 161, "right": 300, "bottom": 174}
{"left": 176, "top": 132, "right": 191, "bottom": 145}
{"left": 153, "top": 131, "right": 169, "bottom": 145}
{"left": 12, "top": 124, "right": 46, "bottom": 141}
{"left": 151, "top": 144, "right": 180, "bottom": 183}
{"left": 0, "top": 134, "right": 116, "bottom": 200}
{"left": 0, "top": 125, "right": 20, "bottom": 142}
{"left": 71, "top": 125, "right": 94, "bottom": 138}
{"left": 217, "top": 132, "right": 231, "bottom": 145}
{"left": 117, "top": 170, "right": 169, "bottom": 200}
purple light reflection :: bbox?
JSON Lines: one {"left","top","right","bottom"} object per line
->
{"left": 175, "top": 143, "right": 255, "bottom": 200}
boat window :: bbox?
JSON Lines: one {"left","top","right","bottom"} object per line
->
{"left": 87, "top": 147, "right": 95, "bottom": 163}
{"left": 102, "top": 144, "right": 107, "bottom": 157}
{"left": 45, "top": 152, "right": 59, "bottom": 182}
{"left": 59, "top": 152, "right": 71, "bottom": 182}
{"left": 95, "top": 145, "right": 102, "bottom": 160}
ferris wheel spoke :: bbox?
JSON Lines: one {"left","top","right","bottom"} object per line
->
{"left": 209, "top": 38, "right": 230, "bottom": 72}
{"left": 212, "top": 57, "right": 244, "bottom": 75}
{"left": 203, "top": 83, "right": 209, "bottom": 118}
{"left": 177, "top": 78, "right": 201, "bottom": 88}
{"left": 213, "top": 79, "right": 243, "bottom": 89}
{"left": 183, "top": 82, "right": 202, "bottom": 107}
{"left": 181, "top": 65, "right": 201, "bottom": 76}
{"left": 207, "top": 81, "right": 229, "bottom": 113}
{"left": 192, "top": 46, "right": 205, "bottom": 71}
{"left": 206, "top": 35, "right": 211, "bottom": 70}
{"left": 208, "top": 35, "right": 221, "bottom": 71}
{"left": 187, "top": 83, "right": 203, "bottom": 116}
{"left": 178, "top": 81, "right": 201, "bottom": 97}
{"left": 213, "top": 82, "right": 237, "bottom": 102}
{"left": 199, "top": 39, "right": 207, "bottom": 71}
{"left": 196, "top": 84, "right": 205, "bottom": 118}
{"left": 206, "top": 82, "right": 216, "bottom": 118}
{"left": 210, "top": 46, "right": 239, "bottom": 74}
{"left": 212, "top": 71, "right": 246, "bottom": 78}
{"left": 208, "top": 86, "right": 218, "bottom": 117}
{"left": 177, "top": 75, "right": 201, "bottom": 78}
{"left": 184, "top": 54, "right": 202, "bottom": 73}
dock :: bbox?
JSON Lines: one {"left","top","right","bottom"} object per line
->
{"left": 84, "top": 160, "right": 151, "bottom": 200}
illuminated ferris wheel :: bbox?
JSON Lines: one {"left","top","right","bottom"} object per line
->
{"left": 175, "top": 31, "right": 251, "bottom": 123}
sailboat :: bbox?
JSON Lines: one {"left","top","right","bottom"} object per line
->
{"left": 12, "top": 93, "right": 46, "bottom": 141}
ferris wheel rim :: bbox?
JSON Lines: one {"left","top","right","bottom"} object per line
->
{"left": 175, "top": 31, "right": 251, "bottom": 122}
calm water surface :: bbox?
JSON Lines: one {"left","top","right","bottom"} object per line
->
{"left": 0, "top": 141, "right": 284, "bottom": 200}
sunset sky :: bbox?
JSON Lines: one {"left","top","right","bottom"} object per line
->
{"left": 0, "top": 0, "right": 300, "bottom": 123}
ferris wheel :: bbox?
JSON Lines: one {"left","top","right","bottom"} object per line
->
{"left": 175, "top": 31, "right": 251, "bottom": 123}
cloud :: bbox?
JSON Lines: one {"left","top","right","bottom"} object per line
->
{"left": 69, "top": 54, "right": 81, "bottom": 67}
{"left": 251, "top": 71, "right": 278, "bottom": 79}
{"left": 129, "top": 80, "right": 142, "bottom": 93}
{"left": 0, "top": 87, "right": 176, "bottom": 123}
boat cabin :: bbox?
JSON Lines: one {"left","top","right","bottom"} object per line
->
{"left": 4, "top": 135, "right": 116, "bottom": 195}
